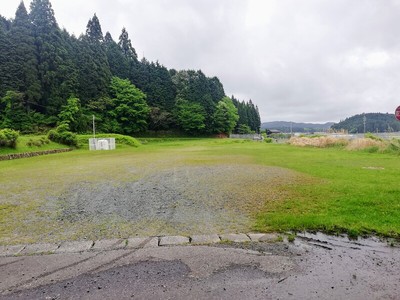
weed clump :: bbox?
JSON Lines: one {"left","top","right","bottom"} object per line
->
{"left": 346, "top": 138, "right": 386, "bottom": 152}
{"left": 26, "top": 137, "right": 50, "bottom": 147}
{"left": 289, "top": 136, "right": 348, "bottom": 148}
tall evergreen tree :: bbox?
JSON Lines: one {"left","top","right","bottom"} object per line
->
{"left": 118, "top": 28, "right": 137, "bottom": 60}
{"left": 76, "top": 14, "right": 111, "bottom": 104}
{"left": 9, "top": 1, "right": 41, "bottom": 108}
{"left": 104, "top": 31, "right": 130, "bottom": 79}
{"left": 0, "top": 0, "right": 261, "bottom": 135}
{"left": 30, "top": 0, "right": 76, "bottom": 114}
{"left": 0, "top": 16, "right": 14, "bottom": 97}
{"left": 86, "top": 13, "right": 103, "bottom": 43}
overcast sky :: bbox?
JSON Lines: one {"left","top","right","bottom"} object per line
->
{"left": 2, "top": 0, "right": 400, "bottom": 123}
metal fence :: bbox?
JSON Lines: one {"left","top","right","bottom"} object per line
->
{"left": 229, "top": 134, "right": 263, "bottom": 140}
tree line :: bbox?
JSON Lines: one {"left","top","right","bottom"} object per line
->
{"left": 331, "top": 113, "right": 400, "bottom": 133}
{"left": 0, "top": 0, "right": 261, "bottom": 136}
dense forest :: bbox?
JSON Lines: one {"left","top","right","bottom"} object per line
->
{"left": 331, "top": 113, "right": 400, "bottom": 133}
{"left": 0, "top": 0, "right": 260, "bottom": 136}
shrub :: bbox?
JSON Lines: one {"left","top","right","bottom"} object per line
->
{"left": 0, "top": 128, "right": 19, "bottom": 148}
{"left": 47, "top": 124, "right": 78, "bottom": 147}
{"left": 364, "top": 133, "right": 384, "bottom": 142}
{"left": 26, "top": 137, "right": 50, "bottom": 147}
{"left": 264, "top": 138, "right": 273, "bottom": 143}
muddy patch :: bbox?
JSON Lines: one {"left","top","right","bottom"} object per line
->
{"left": 53, "top": 165, "right": 307, "bottom": 234}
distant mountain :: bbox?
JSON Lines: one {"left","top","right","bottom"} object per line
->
{"left": 261, "top": 121, "right": 334, "bottom": 133}
{"left": 331, "top": 113, "right": 400, "bottom": 133}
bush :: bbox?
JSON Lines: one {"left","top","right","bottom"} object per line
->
{"left": 47, "top": 124, "right": 78, "bottom": 147}
{"left": 26, "top": 137, "right": 50, "bottom": 147}
{"left": 0, "top": 128, "right": 19, "bottom": 148}
{"left": 264, "top": 138, "right": 273, "bottom": 143}
{"left": 364, "top": 133, "right": 384, "bottom": 142}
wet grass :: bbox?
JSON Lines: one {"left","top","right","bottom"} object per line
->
{"left": 0, "top": 138, "right": 399, "bottom": 245}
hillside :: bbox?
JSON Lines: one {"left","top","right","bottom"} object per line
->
{"left": 0, "top": 1, "right": 260, "bottom": 135}
{"left": 261, "top": 121, "right": 334, "bottom": 133}
{"left": 331, "top": 113, "right": 400, "bottom": 133}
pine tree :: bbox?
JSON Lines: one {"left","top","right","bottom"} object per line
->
{"left": 86, "top": 14, "right": 104, "bottom": 43}
{"left": 104, "top": 31, "right": 130, "bottom": 79}
{"left": 9, "top": 1, "right": 41, "bottom": 109}
{"left": 76, "top": 14, "right": 111, "bottom": 104}
{"left": 30, "top": 0, "right": 76, "bottom": 114}
{"left": 118, "top": 28, "right": 138, "bottom": 60}
{"left": 0, "top": 16, "right": 14, "bottom": 97}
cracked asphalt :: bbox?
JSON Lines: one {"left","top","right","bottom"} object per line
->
{"left": 1, "top": 233, "right": 399, "bottom": 300}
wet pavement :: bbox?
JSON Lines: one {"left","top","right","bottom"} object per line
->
{"left": 0, "top": 232, "right": 399, "bottom": 299}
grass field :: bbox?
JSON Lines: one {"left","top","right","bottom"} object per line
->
{"left": 0, "top": 137, "right": 399, "bottom": 245}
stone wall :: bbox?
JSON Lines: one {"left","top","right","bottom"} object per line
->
{"left": 0, "top": 148, "right": 72, "bottom": 161}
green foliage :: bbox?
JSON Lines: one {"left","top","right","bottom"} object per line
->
{"left": 58, "top": 97, "right": 87, "bottom": 132}
{"left": 0, "top": 91, "right": 34, "bottom": 132}
{"left": 364, "top": 133, "right": 384, "bottom": 142}
{"left": 109, "top": 77, "right": 150, "bottom": 134}
{"left": 264, "top": 138, "right": 273, "bottom": 143}
{"left": 118, "top": 28, "right": 137, "bottom": 60}
{"left": 238, "top": 124, "right": 252, "bottom": 134}
{"left": 26, "top": 136, "right": 50, "bottom": 147}
{"left": 148, "top": 106, "right": 174, "bottom": 131}
{"left": 231, "top": 96, "right": 261, "bottom": 133}
{"left": 0, "top": 1, "right": 261, "bottom": 137}
{"left": 171, "top": 70, "right": 225, "bottom": 132}
{"left": 47, "top": 123, "right": 77, "bottom": 146}
{"left": 287, "top": 233, "right": 296, "bottom": 243}
{"left": 213, "top": 97, "right": 239, "bottom": 134}
{"left": 174, "top": 99, "right": 206, "bottom": 134}
{"left": 0, "top": 128, "right": 19, "bottom": 148}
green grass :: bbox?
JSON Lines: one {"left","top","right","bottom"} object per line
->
{"left": 0, "top": 135, "right": 68, "bottom": 155}
{"left": 0, "top": 138, "right": 399, "bottom": 244}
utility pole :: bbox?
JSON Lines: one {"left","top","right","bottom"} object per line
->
{"left": 93, "top": 115, "right": 96, "bottom": 139}
{"left": 363, "top": 114, "right": 366, "bottom": 134}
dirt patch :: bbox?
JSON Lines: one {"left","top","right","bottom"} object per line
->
{"left": 52, "top": 165, "right": 306, "bottom": 236}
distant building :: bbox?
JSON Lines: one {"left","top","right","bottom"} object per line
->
{"left": 266, "top": 129, "right": 282, "bottom": 135}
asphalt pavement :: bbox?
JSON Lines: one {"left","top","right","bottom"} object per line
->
{"left": 1, "top": 233, "right": 399, "bottom": 299}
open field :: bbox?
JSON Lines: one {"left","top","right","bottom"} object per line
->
{"left": 0, "top": 138, "right": 399, "bottom": 245}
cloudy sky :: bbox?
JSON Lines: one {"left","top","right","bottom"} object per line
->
{"left": 2, "top": 0, "right": 400, "bottom": 123}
